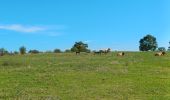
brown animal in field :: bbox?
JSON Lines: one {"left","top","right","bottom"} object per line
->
{"left": 155, "top": 51, "right": 166, "bottom": 56}
{"left": 117, "top": 52, "right": 125, "bottom": 56}
{"left": 162, "top": 51, "right": 166, "bottom": 55}
{"left": 76, "top": 51, "right": 80, "bottom": 55}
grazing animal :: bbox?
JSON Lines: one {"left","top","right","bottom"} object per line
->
{"left": 94, "top": 51, "right": 102, "bottom": 55}
{"left": 76, "top": 51, "right": 80, "bottom": 55}
{"left": 100, "top": 48, "right": 111, "bottom": 54}
{"left": 93, "top": 48, "right": 111, "bottom": 55}
{"left": 155, "top": 51, "right": 166, "bottom": 56}
{"left": 162, "top": 51, "right": 166, "bottom": 55}
{"left": 117, "top": 52, "right": 125, "bottom": 56}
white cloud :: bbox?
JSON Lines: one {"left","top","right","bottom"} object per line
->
{"left": 0, "top": 24, "right": 66, "bottom": 36}
{"left": 0, "top": 24, "right": 46, "bottom": 33}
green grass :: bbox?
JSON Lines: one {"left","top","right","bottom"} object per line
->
{"left": 0, "top": 52, "right": 170, "bottom": 100}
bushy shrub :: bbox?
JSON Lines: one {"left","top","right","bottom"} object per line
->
{"left": 65, "top": 49, "right": 71, "bottom": 53}
{"left": 0, "top": 48, "right": 9, "bottom": 56}
{"left": 19, "top": 46, "right": 26, "bottom": 55}
{"left": 29, "top": 50, "right": 40, "bottom": 54}
{"left": 158, "top": 47, "right": 166, "bottom": 52}
{"left": 54, "top": 49, "right": 61, "bottom": 53}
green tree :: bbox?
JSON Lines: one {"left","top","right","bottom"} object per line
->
{"left": 14, "top": 51, "right": 19, "bottom": 54}
{"left": 29, "top": 49, "right": 40, "bottom": 54}
{"left": 71, "top": 47, "right": 78, "bottom": 52}
{"left": 64, "top": 49, "right": 71, "bottom": 53}
{"left": 71, "top": 41, "right": 88, "bottom": 52}
{"left": 0, "top": 48, "right": 8, "bottom": 56}
{"left": 139, "top": 34, "right": 158, "bottom": 51}
{"left": 158, "top": 47, "right": 166, "bottom": 52}
{"left": 168, "top": 42, "right": 170, "bottom": 51}
{"left": 19, "top": 46, "right": 26, "bottom": 55}
{"left": 54, "top": 49, "right": 61, "bottom": 53}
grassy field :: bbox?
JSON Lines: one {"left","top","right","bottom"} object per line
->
{"left": 0, "top": 52, "right": 170, "bottom": 100}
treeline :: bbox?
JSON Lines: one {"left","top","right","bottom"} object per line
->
{"left": 0, "top": 41, "right": 91, "bottom": 56}
{"left": 0, "top": 34, "right": 170, "bottom": 56}
{"left": 0, "top": 47, "right": 70, "bottom": 56}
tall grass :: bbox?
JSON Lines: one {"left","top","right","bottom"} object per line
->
{"left": 0, "top": 52, "right": 169, "bottom": 99}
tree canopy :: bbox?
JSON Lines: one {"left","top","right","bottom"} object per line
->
{"left": 19, "top": 46, "right": 26, "bottom": 55}
{"left": 158, "top": 47, "right": 166, "bottom": 52}
{"left": 29, "top": 49, "right": 40, "bottom": 54}
{"left": 139, "top": 34, "right": 158, "bottom": 51}
{"left": 168, "top": 42, "right": 170, "bottom": 51}
{"left": 71, "top": 41, "right": 88, "bottom": 52}
{"left": 0, "top": 48, "right": 8, "bottom": 56}
{"left": 54, "top": 49, "right": 62, "bottom": 53}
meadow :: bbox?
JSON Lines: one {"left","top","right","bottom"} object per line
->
{"left": 0, "top": 52, "right": 170, "bottom": 100}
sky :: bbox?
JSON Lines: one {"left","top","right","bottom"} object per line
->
{"left": 0, "top": 0, "right": 170, "bottom": 51}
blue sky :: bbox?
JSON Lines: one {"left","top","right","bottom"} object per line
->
{"left": 0, "top": 0, "right": 169, "bottom": 51}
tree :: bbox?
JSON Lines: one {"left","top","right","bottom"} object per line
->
{"left": 14, "top": 51, "right": 19, "bottom": 55}
{"left": 158, "top": 47, "right": 166, "bottom": 52}
{"left": 19, "top": 46, "right": 26, "bottom": 55}
{"left": 64, "top": 49, "right": 71, "bottom": 53}
{"left": 71, "top": 47, "right": 78, "bottom": 52}
{"left": 168, "top": 42, "right": 170, "bottom": 51}
{"left": 29, "top": 49, "right": 40, "bottom": 54}
{"left": 54, "top": 49, "right": 61, "bottom": 53}
{"left": 71, "top": 41, "right": 88, "bottom": 52}
{"left": 0, "top": 48, "right": 8, "bottom": 56}
{"left": 139, "top": 34, "right": 158, "bottom": 51}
